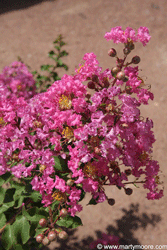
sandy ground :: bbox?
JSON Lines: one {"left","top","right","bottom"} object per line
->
{"left": 0, "top": 0, "right": 167, "bottom": 249}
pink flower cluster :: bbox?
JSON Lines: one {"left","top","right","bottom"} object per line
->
{"left": 0, "top": 27, "right": 163, "bottom": 219}
{"left": 0, "top": 61, "right": 36, "bottom": 100}
{"left": 104, "top": 26, "right": 151, "bottom": 46}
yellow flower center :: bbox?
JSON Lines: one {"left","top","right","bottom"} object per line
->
{"left": 139, "top": 151, "right": 148, "bottom": 161}
{"left": 62, "top": 127, "right": 74, "bottom": 140}
{"left": 59, "top": 95, "right": 72, "bottom": 110}
{"left": 83, "top": 162, "right": 97, "bottom": 177}
{"left": 77, "top": 64, "right": 84, "bottom": 73}
{"left": 17, "top": 84, "right": 22, "bottom": 90}
{"left": 39, "top": 164, "right": 47, "bottom": 173}
{"left": 52, "top": 191, "right": 66, "bottom": 202}
{"left": 0, "top": 117, "right": 5, "bottom": 126}
{"left": 33, "top": 120, "right": 43, "bottom": 128}
{"left": 89, "top": 136, "right": 100, "bottom": 148}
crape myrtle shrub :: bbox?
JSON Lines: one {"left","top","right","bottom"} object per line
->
{"left": 0, "top": 27, "right": 163, "bottom": 249}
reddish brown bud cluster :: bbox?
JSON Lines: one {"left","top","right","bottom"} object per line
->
{"left": 108, "top": 198, "right": 115, "bottom": 206}
{"left": 131, "top": 55, "right": 140, "bottom": 64}
{"left": 39, "top": 218, "right": 47, "bottom": 227}
{"left": 108, "top": 48, "right": 117, "bottom": 57}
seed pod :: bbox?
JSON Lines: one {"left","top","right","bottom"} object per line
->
{"left": 39, "top": 218, "right": 47, "bottom": 227}
{"left": 111, "top": 66, "right": 120, "bottom": 76}
{"left": 125, "top": 169, "right": 132, "bottom": 176}
{"left": 123, "top": 47, "right": 131, "bottom": 55}
{"left": 58, "top": 231, "right": 68, "bottom": 240}
{"left": 42, "top": 236, "right": 50, "bottom": 246}
{"left": 108, "top": 48, "right": 117, "bottom": 57}
{"left": 92, "top": 75, "right": 99, "bottom": 83}
{"left": 124, "top": 188, "right": 133, "bottom": 195}
{"left": 123, "top": 76, "right": 129, "bottom": 82}
{"left": 132, "top": 56, "right": 140, "bottom": 64}
{"left": 108, "top": 198, "right": 115, "bottom": 206}
{"left": 116, "top": 71, "right": 125, "bottom": 80}
{"left": 48, "top": 231, "right": 57, "bottom": 241}
{"left": 67, "top": 179, "right": 75, "bottom": 186}
{"left": 60, "top": 208, "right": 68, "bottom": 218}
{"left": 87, "top": 81, "right": 95, "bottom": 89}
{"left": 36, "top": 234, "right": 44, "bottom": 243}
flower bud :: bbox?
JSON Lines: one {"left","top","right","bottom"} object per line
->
{"left": 116, "top": 71, "right": 125, "bottom": 80}
{"left": 123, "top": 76, "right": 129, "bottom": 82}
{"left": 125, "top": 169, "right": 132, "bottom": 176}
{"left": 111, "top": 66, "right": 119, "bottom": 76}
{"left": 87, "top": 81, "right": 95, "bottom": 89}
{"left": 92, "top": 75, "right": 99, "bottom": 83}
{"left": 48, "top": 231, "right": 57, "bottom": 242}
{"left": 128, "top": 42, "right": 135, "bottom": 50}
{"left": 123, "top": 47, "right": 131, "bottom": 55}
{"left": 108, "top": 48, "right": 117, "bottom": 57}
{"left": 108, "top": 198, "right": 115, "bottom": 206}
{"left": 58, "top": 231, "right": 68, "bottom": 240}
{"left": 42, "top": 236, "right": 50, "bottom": 246}
{"left": 125, "top": 86, "right": 132, "bottom": 94}
{"left": 86, "top": 93, "right": 91, "bottom": 99}
{"left": 60, "top": 208, "right": 68, "bottom": 218}
{"left": 36, "top": 234, "right": 44, "bottom": 243}
{"left": 39, "top": 218, "right": 47, "bottom": 227}
{"left": 124, "top": 188, "right": 133, "bottom": 195}
{"left": 94, "top": 147, "right": 101, "bottom": 155}
{"left": 132, "top": 56, "right": 140, "bottom": 64}
{"left": 66, "top": 179, "right": 75, "bottom": 186}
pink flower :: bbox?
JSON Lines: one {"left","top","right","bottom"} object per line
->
{"left": 104, "top": 26, "right": 151, "bottom": 46}
{"left": 69, "top": 187, "right": 81, "bottom": 202}
{"left": 137, "top": 27, "right": 151, "bottom": 46}
{"left": 54, "top": 176, "right": 68, "bottom": 193}
{"left": 67, "top": 202, "right": 83, "bottom": 217}
{"left": 82, "top": 178, "right": 99, "bottom": 193}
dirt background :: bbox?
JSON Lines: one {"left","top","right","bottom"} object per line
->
{"left": 0, "top": 0, "right": 167, "bottom": 249}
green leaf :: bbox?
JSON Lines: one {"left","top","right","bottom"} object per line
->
{"left": 22, "top": 207, "right": 47, "bottom": 223}
{"left": 49, "top": 143, "right": 56, "bottom": 150}
{"left": 0, "top": 186, "right": 6, "bottom": 205}
{"left": 48, "top": 50, "right": 55, "bottom": 56}
{"left": 40, "top": 64, "right": 54, "bottom": 71}
{"left": 14, "top": 196, "right": 25, "bottom": 209}
{"left": 32, "top": 71, "right": 37, "bottom": 75}
{"left": 46, "top": 200, "right": 60, "bottom": 211}
{"left": 56, "top": 215, "right": 82, "bottom": 229}
{"left": 0, "top": 172, "right": 12, "bottom": 185}
{"left": 53, "top": 156, "right": 68, "bottom": 172}
{"left": 34, "top": 227, "right": 48, "bottom": 237}
{"left": 13, "top": 244, "right": 24, "bottom": 250}
{"left": 4, "top": 188, "right": 15, "bottom": 203}
{"left": 29, "top": 191, "right": 42, "bottom": 203}
{"left": 1, "top": 224, "right": 17, "bottom": 250}
{"left": 0, "top": 213, "right": 6, "bottom": 228}
{"left": 87, "top": 197, "right": 98, "bottom": 205}
{"left": 59, "top": 50, "right": 68, "bottom": 57}
{"left": 0, "top": 201, "right": 15, "bottom": 213}
{"left": 57, "top": 59, "right": 63, "bottom": 66}
{"left": 13, "top": 215, "right": 30, "bottom": 244}
{"left": 54, "top": 45, "right": 60, "bottom": 51}
{"left": 63, "top": 64, "right": 68, "bottom": 71}
{"left": 60, "top": 41, "right": 66, "bottom": 47}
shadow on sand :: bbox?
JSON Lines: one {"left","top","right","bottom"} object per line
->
{"left": 39, "top": 203, "right": 161, "bottom": 250}
{"left": 0, "top": 0, "right": 55, "bottom": 15}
